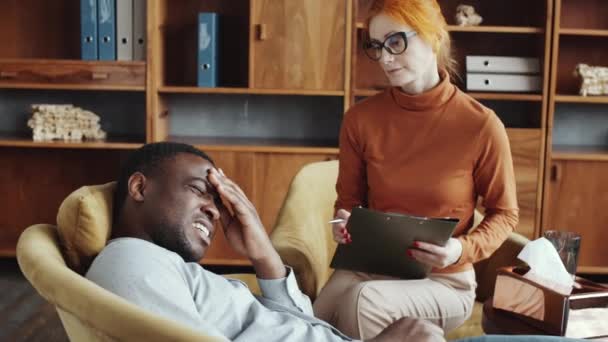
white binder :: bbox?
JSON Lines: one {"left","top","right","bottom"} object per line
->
{"left": 467, "top": 73, "right": 542, "bottom": 92}
{"left": 116, "top": 0, "right": 133, "bottom": 60}
{"left": 133, "top": 0, "right": 147, "bottom": 60}
{"left": 466, "top": 56, "right": 540, "bottom": 74}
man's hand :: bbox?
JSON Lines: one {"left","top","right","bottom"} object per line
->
{"left": 408, "top": 238, "right": 462, "bottom": 269}
{"left": 367, "top": 317, "right": 445, "bottom": 342}
{"left": 208, "top": 168, "right": 284, "bottom": 279}
{"left": 331, "top": 209, "right": 351, "bottom": 244}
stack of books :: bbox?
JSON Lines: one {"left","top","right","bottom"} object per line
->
{"left": 466, "top": 56, "right": 541, "bottom": 93}
{"left": 80, "top": 0, "right": 146, "bottom": 61}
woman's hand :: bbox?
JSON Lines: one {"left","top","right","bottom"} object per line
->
{"left": 408, "top": 238, "right": 462, "bottom": 269}
{"left": 331, "top": 209, "right": 351, "bottom": 244}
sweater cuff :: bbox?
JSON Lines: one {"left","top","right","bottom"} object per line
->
{"left": 456, "top": 236, "right": 473, "bottom": 265}
{"left": 257, "top": 266, "right": 300, "bottom": 307}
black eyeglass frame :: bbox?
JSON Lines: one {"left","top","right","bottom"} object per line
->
{"left": 363, "top": 31, "right": 418, "bottom": 61}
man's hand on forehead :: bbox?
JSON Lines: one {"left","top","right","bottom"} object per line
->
{"left": 203, "top": 170, "right": 221, "bottom": 204}
{"left": 206, "top": 168, "right": 234, "bottom": 217}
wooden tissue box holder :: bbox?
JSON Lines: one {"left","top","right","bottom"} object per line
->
{"left": 493, "top": 266, "right": 608, "bottom": 338}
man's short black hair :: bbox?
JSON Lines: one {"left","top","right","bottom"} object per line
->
{"left": 112, "top": 142, "right": 214, "bottom": 224}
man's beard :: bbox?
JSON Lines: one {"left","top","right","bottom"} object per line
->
{"left": 151, "top": 221, "right": 198, "bottom": 262}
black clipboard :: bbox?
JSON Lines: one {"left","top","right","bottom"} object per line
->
{"left": 330, "top": 207, "right": 459, "bottom": 279}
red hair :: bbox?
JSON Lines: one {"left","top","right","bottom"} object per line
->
{"left": 367, "top": 0, "right": 457, "bottom": 78}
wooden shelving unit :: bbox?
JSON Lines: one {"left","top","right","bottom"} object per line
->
{"left": 545, "top": 0, "right": 608, "bottom": 161}
{"left": 0, "top": 0, "right": 345, "bottom": 264}
{"left": 543, "top": 0, "right": 608, "bottom": 274}
{"left": 0, "top": 0, "right": 606, "bottom": 272}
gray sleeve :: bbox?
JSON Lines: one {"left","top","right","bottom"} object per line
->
{"left": 257, "top": 266, "right": 314, "bottom": 315}
{"left": 86, "top": 244, "right": 228, "bottom": 340}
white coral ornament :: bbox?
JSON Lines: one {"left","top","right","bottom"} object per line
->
{"left": 27, "top": 104, "right": 107, "bottom": 142}
{"left": 575, "top": 64, "right": 608, "bottom": 96}
{"left": 455, "top": 4, "right": 483, "bottom": 27}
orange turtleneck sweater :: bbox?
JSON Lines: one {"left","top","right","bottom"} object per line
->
{"left": 336, "top": 72, "right": 519, "bottom": 274}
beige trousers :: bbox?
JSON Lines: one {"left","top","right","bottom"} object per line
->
{"left": 313, "top": 269, "right": 477, "bottom": 340}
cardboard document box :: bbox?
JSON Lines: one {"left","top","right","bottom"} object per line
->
{"left": 466, "top": 56, "right": 540, "bottom": 74}
{"left": 466, "top": 73, "right": 542, "bottom": 92}
{"left": 493, "top": 266, "right": 608, "bottom": 339}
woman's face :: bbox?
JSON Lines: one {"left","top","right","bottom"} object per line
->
{"left": 368, "top": 13, "right": 437, "bottom": 88}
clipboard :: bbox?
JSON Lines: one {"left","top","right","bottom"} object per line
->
{"left": 330, "top": 207, "right": 459, "bottom": 279}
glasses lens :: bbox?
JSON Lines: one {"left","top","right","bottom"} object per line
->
{"left": 364, "top": 41, "right": 382, "bottom": 60}
{"left": 386, "top": 33, "right": 407, "bottom": 55}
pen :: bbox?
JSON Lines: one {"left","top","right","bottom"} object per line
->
{"left": 328, "top": 218, "right": 346, "bottom": 224}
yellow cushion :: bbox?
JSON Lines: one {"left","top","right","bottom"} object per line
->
{"left": 56, "top": 182, "right": 116, "bottom": 273}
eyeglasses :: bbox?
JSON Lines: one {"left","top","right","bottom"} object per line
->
{"left": 363, "top": 31, "right": 417, "bottom": 61}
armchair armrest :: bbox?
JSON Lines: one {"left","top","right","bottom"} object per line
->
{"left": 270, "top": 192, "right": 337, "bottom": 300}
{"left": 270, "top": 161, "right": 339, "bottom": 300}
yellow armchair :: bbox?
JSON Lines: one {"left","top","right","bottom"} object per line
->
{"left": 17, "top": 224, "right": 228, "bottom": 342}
{"left": 270, "top": 160, "right": 529, "bottom": 339}
{"left": 17, "top": 182, "right": 259, "bottom": 341}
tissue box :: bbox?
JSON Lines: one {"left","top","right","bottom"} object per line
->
{"left": 493, "top": 266, "right": 608, "bottom": 338}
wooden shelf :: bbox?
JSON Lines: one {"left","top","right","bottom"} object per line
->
{"left": 447, "top": 25, "right": 544, "bottom": 34}
{"left": 560, "top": 28, "right": 608, "bottom": 37}
{"left": 169, "top": 136, "right": 339, "bottom": 154}
{"left": 0, "top": 83, "right": 145, "bottom": 92}
{"left": 355, "top": 23, "right": 544, "bottom": 34}
{"left": 0, "top": 59, "right": 146, "bottom": 68}
{"left": 353, "top": 89, "right": 384, "bottom": 97}
{"left": 159, "top": 86, "right": 345, "bottom": 97}
{"left": 0, "top": 59, "right": 146, "bottom": 91}
{"left": 0, "top": 134, "right": 143, "bottom": 149}
{"left": 354, "top": 89, "right": 542, "bottom": 101}
{"left": 0, "top": 246, "right": 15, "bottom": 257}
{"left": 555, "top": 95, "right": 608, "bottom": 104}
{"left": 552, "top": 145, "right": 608, "bottom": 162}
{"left": 467, "top": 92, "right": 543, "bottom": 101}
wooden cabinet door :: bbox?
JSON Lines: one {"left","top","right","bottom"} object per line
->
{"left": 251, "top": 152, "right": 337, "bottom": 230}
{"left": 544, "top": 160, "right": 608, "bottom": 272}
{"left": 477, "top": 129, "right": 542, "bottom": 239}
{"left": 202, "top": 151, "right": 337, "bottom": 264}
{"left": 250, "top": 0, "right": 345, "bottom": 90}
{"left": 199, "top": 151, "right": 256, "bottom": 264}
{"left": 507, "top": 129, "right": 542, "bottom": 239}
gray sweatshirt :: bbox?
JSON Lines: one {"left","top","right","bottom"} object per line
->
{"left": 86, "top": 238, "right": 353, "bottom": 342}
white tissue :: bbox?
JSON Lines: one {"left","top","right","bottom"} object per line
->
{"left": 517, "top": 237, "right": 574, "bottom": 296}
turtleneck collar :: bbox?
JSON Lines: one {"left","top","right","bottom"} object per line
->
{"left": 389, "top": 69, "right": 456, "bottom": 112}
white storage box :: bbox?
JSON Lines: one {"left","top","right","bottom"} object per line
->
{"left": 466, "top": 56, "right": 540, "bottom": 74}
{"left": 466, "top": 73, "right": 542, "bottom": 92}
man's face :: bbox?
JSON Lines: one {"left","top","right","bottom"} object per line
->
{"left": 141, "top": 153, "right": 220, "bottom": 262}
